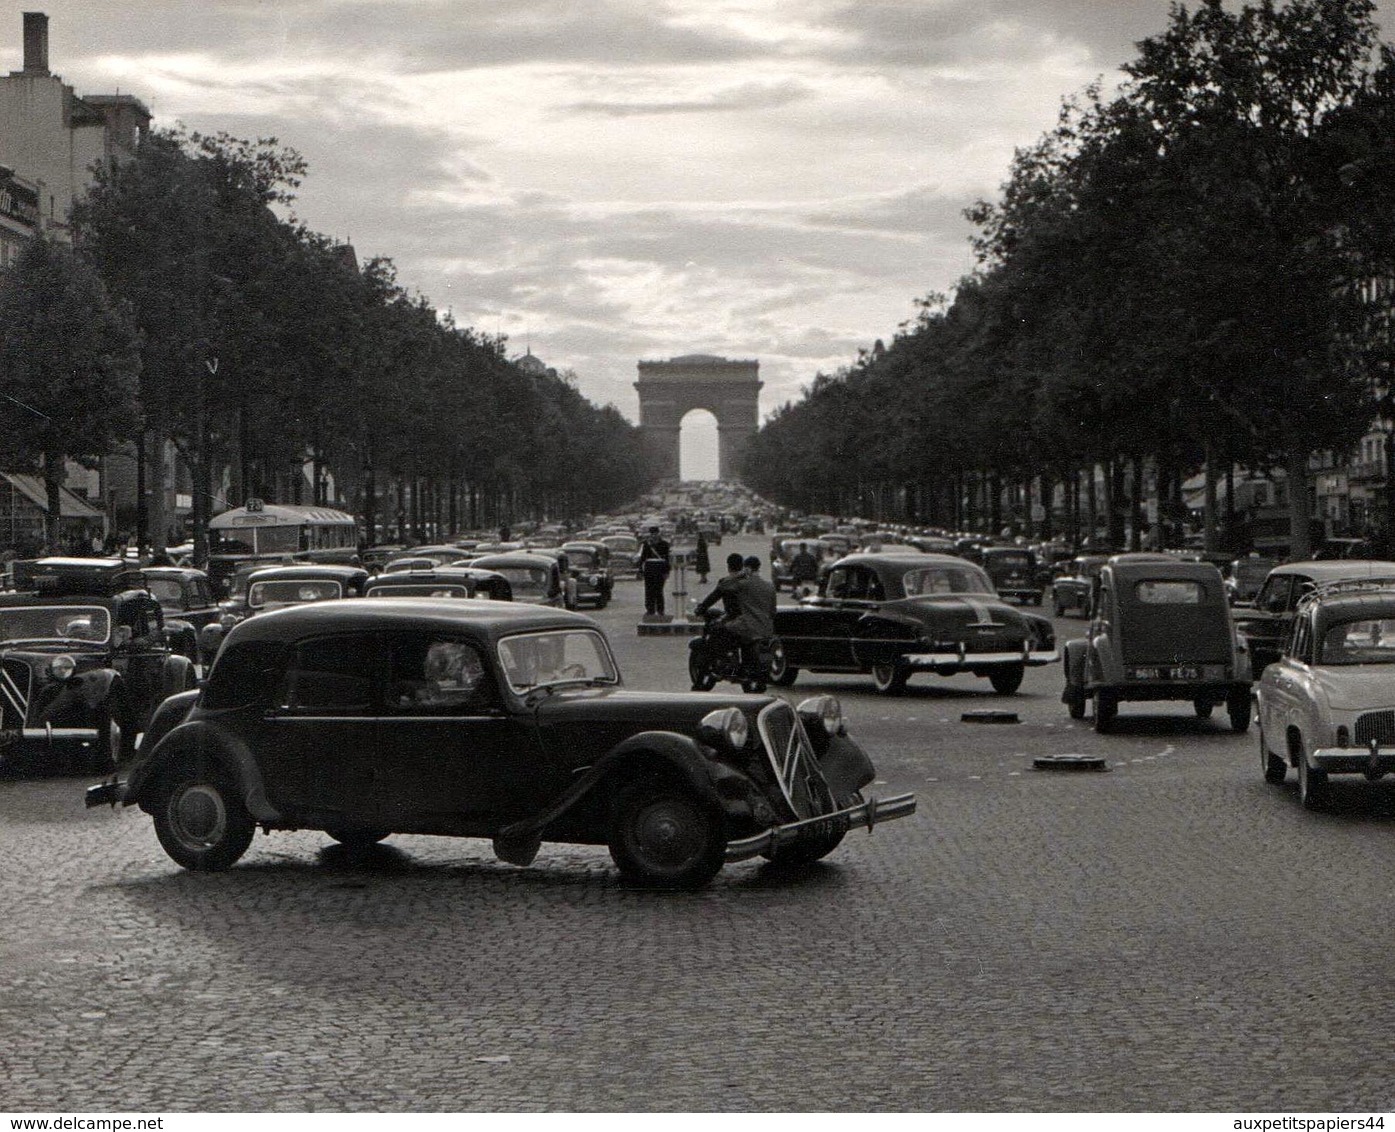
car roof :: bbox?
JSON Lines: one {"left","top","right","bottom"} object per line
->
{"left": 1269, "top": 560, "right": 1395, "bottom": 581}
{"left": 830, "top": 552, "right": 972, "bottom": 571}
{"left": 470, "top": 552, "right": 559, "bottom": 568}
{"left": 225, "top": 597, "right": 595, "bottom": 646}
{"left": 1103, "top": 559, "right": 1223, "bottom": 581}
{"left": 246, "top": 564, "right": 370, "bottom": 583}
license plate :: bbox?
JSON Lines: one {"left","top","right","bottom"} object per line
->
{"left": 1130, "top": 666, "right": 1200, "bottom": 680}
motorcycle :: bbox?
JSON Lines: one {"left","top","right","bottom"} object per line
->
{"left": 688, "top": 612, "right": 776, "bottom": 694}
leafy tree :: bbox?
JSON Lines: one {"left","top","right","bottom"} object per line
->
{"left": 0, "top": 237, "right": 139, "bottom": 550}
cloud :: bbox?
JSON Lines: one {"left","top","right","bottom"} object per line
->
{"left": 11, "top": 0, "right": 1390, "bottom": 438}
{"left": 566, "top": 78, "right": 812, "bottom": 117}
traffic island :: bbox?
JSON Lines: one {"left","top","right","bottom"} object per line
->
{"left": 962, "top": 709, "right": 1019, "bottom": 724}
{"left": 1032, "top": 754, "right": 1109, "bottom": 772}
{"left": 637, "top": 615, "right": 703, "bottom": 636}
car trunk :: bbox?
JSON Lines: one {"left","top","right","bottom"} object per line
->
{"left": 1119, "top": 606, "right": 1233, "bottom": 665}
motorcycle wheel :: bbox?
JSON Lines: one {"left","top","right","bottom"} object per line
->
{"left": 688, "top": 650, "right": 717, "bottom": 692}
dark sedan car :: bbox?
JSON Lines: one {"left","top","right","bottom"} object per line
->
{"left": 87, "top": 600, "right": 916, "bottom": 888}
{"left": 363, "top": 566, "right": 512, "bottom": 602}
{"left": 771, "top": 553, "right": 1057, "bottom": 694}
{"left": 197, "top": 563, "right": 371, "bottom": 664}
{"left": 1, "top": 558, "right": 198, "bottom": 772}
{"left": 1051, "top": 555, "right": 1109, "bottom": 617}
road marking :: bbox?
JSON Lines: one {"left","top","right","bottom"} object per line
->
{"left": 969, "top": 775, "right": 982, "bottom": 780}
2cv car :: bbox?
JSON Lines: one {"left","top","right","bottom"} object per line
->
{"left": 1061, "top": 555, "right": 1252, "bottom": 732}
{"left": 86, "top": 600, "right": 915, "bottom": 888}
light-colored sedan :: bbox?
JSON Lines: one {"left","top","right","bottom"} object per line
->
{"left": 1256, "top": 581, "right": 1395, "bottom": 809}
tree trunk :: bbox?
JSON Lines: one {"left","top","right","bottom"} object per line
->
{"left": 42, "top": 449, "right": 64, "bottom": 554}
{"left": 1128, "top": 457, "right": 1143, "bottom": 552}
{"left": 1203, "top": 441, "right": 1219, "bottom": 554}
{"left": 147, "top": 424, "right": 168, "bottom": 556}
{"left": 1107, "top": 458, "right": 1126, "bottom": 549}
{"left": 1287, "top": 448, "right": 1313, "bottom": 560}
{"left": 1086, "top": 464, "right": 1098, "bottom": 545}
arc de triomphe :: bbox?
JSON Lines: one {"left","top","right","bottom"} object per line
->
{"left": 634, "top": 355, "right": 761, "bottom": 481}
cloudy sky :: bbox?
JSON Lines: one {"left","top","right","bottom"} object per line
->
{"left": 6, "top": 1, "right": 1389, "bottom": 474}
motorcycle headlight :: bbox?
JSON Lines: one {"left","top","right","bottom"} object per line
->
{"left": 48, "top": 654, "right": 76, "bottom": 680}
{"left": 797, "top": 694, "right": 845, "bottom": 737}
{"left": 699, "top": 706, "right": 749, "bottom": 750}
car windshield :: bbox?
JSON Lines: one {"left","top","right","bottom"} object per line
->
{"left": 1136, "top": 580, "right": 1203, "bottom": 604}
{"left": 1234, "top": 562, "right": 1272, "bottom": 584}
{"left": 494, "top": 566, "right": 551, "bottom": 595}
{"left": 566, "top": 550, "right": 596, "bottom": 568}
{"left": 987, "top": 552, "right": 1031, "bottom": 569}
{"left": 901, "top": 566, "right": 993, "bottom": 596}
{"left": 248, "top": 580, "right": 343, "bottom": 607}
{"left": 601, "top": 536, "right": 638, "bottom": 552}
{"left": 146, "top": 578, "right": 184, "bottom": 607}
{"left": 367, "top": 583, "right": 472, "bottom": 598}
{"left": 496, "top": 629, "right": 619, "bottom": 691}
{"left": 1319, "top": 618, "right": 1395, "bottom": 665}
{"left": 0, "top": 605, "right": 112, "bottom": 644}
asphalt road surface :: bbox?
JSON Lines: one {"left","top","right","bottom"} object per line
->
{"left": 2, "top": 533, "right": 1393, "bottom": 1112}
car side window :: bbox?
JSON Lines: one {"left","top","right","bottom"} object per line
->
{"left": 275, "top": 634, "right": 378, "bottom": 713}
{"left": 1288, "top": 615, "right": 1311, "bottom": 663}
{"left": 1259, "top": 576, "right": 1292, "bottom": 613}
{"left": 864, "top": 570, "right": 885, "bottom": 602}
{"left": 826, "top": 567, "right": 850, "bottom": 599}
{"left": 386, "top": 635, "right": 497, "bottom": 715}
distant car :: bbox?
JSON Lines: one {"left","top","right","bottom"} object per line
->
{"left": 771, "top": 553, "right": 1057, "bottom": 694}
{"left": 197, "top": 563, "right": 370, "bottom": 663}
{"left": 1233, "top": 560, "right": 1395, "bottom": 678}
{"left": 1, "top": 558, "right": 198, "bottom": 772}
{"left": 559, "top": 541, "right": 614, "bottom": 609}
{"left": 1256, "top": 580, "right": 1395, "bottom": 808}
{"left": 980, "top": 547, "right": 1043, "bottom": 606}
{"left": 87, "top": 599, "right": 916, "bottom": 887}
{"left": 599, "top": 534, "right": 640, "bottom": 579}
{"left": 143, "top": 565, "right": 222, "bottom": 655}
{"left": 1061, "top": 557, "right": 1252, "bottom": 733}
{"left": 470, "top": 552, "right": 567, "bottom": 607}
{"left": 364, "top": 567, "right": 512, "bottom": 602}
{"left": 1224, "top": 557, "right": 1278, "bottom": 606}
{"left": 1051, "top": 555, "right": 1109, "bottom": 617}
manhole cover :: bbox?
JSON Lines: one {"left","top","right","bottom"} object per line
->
{"left": 1032, "top": 755, "right": 1109, "bottom": 772}
{"left": 962, "top": 709, "right": 1019, "bottom": 724}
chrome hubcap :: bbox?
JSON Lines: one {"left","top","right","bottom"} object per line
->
{"left": 170, "top": 785, "right": 227, "bottom": 851}
{"left": 633, "top": 800, "right": 701, "bottom": 868}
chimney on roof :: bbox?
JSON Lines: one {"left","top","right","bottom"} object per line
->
{"left": 22, "top": 12, "right": 49, "bottom": 76}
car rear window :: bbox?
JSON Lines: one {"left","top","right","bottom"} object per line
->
{"left": 1135, "top": 580, "right": 1203, "bottom": 604}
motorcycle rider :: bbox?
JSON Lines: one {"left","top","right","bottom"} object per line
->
{"left": 694, "top": 553, "right": 774, "bottom": 679}
{"left": 740, "top": 556, "right": 778, "bottom": 673}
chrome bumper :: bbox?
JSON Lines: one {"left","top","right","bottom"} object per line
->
{"left": 1311, "top": 745, "right": 1395, "bottom": 779}
{"left": 0, "top": 725, "right": 101, "bottom": 760}
{"left": 85, "top": 775, "right": 127, "bottom": 808}
{"left": 900, "top": 647, "right": 1059, "bottom": 669}
{"left": 724, "top": 791, "right": 917, "bottom": 862}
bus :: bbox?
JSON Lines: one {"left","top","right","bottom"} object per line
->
{"left": 207, "top": 502, "right": 359, "bottom": 592}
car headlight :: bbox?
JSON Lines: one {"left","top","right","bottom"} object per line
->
{"left": 797, "top": 694, "right": 845, "bottom": 736}
{"left": 48, "top": 654, "right": 76, "bottom": 680}
{"left": 589, "top": 573, "right": 601, "bottom": 585}
{"left": 699, "top": 706, "right": 749, "bottom": 750}
{"left": 218, "top": 613, "right": 239, "bottom": 629}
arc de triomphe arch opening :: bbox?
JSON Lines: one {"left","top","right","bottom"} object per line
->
{"left": 635, "top": 355, "right": 761, "bottom": 482}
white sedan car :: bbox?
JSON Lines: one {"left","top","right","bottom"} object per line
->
{"left": 1256, "top": 583, "right": 1395, "bottom": 809}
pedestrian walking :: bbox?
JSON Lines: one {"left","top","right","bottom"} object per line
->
{"left": 789, "top": 541, "right": 819, "bottom": 589}
{"left": 694, "top": 531, "right": 711, "bottom": 584}
{"left": 639, "top": 525, "right": 671, "bottom": 617}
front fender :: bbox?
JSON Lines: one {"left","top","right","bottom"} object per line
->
{"left": 492, "top": 730, "right": 738, "bottom": 865}
{"left": 1062, "top": 638, "right": 1088, "bottom": 693}
{"left": 39, "top": 668, "right": 120, "bottom": 726}
{"left": 818, "top": 733, "right": 875, "bottom": 800}
{"left": 123, "top": 719, "right": 281, "bottom": 823}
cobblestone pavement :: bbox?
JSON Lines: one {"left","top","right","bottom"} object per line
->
{"left": 3, "top": 535, "right": 1395, "bottom": 1112}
